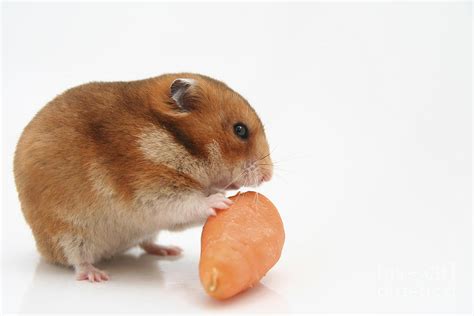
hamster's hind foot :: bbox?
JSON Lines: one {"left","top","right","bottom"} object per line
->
{"left": 75, "top": 262, "right": 109, "bottom": 282}
{"left": 140, "top": 242, "right": 183, "bottom": 256}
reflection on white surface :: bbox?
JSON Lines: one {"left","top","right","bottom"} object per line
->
{"left": 19, "top": 249, "right": 289, "bottom": 313}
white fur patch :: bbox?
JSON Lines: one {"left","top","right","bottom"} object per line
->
{"left": 137, "top": 125, "right": 225, "bottom": 188}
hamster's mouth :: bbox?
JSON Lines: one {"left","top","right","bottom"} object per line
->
{"left": 228, "top": 183, "right": 240, "bottom": 190}
{"left": 212, "top": 179, "right": 241, "bottom": 191}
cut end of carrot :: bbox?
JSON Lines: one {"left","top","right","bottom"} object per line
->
{"left": 207, "top": 267, "right": 218, "bottom": 292}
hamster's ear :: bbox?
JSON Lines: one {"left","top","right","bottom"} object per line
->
{"left": 170, "top": 78, "right": 196, "bottom": 111}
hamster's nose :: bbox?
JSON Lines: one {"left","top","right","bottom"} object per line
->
{"left": 259, "top": 155, "right": 273, "bottom": 183}
{"left": 260, "top": 168, "right": 273, "bottom": 183}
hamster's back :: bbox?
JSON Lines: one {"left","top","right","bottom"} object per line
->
{"left": 13, "top": 81, "right": 138, "bottom": 263}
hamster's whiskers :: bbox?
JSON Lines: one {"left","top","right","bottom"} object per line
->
{"left": 252, "top": 171, "right": 260, "bottom": 206}
{"left": 257, "top": 163, "right": 291, "bottom": 174}
{"left": 222, "top": 168, "right": 249, "bottom": 190}
{"left": 251, "top": 152, "right": 271, "bottom": 165}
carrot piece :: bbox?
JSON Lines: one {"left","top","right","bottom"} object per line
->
{"left": 199, "top": 191, "right": 285, "bottom": 300}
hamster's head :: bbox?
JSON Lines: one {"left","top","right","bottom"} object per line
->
{"left": 158, "top": 75, "right": 273, "bottom": 190}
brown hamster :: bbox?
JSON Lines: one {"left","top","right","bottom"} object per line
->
{"left": 13, "top": 73, "right": 273, "bottom": 282}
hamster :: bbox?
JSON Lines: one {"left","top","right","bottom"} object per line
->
{"left": 13, "top": 73, "right": 273, "bottom": 282}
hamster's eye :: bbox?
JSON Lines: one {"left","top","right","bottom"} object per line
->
{"left": 233, "top": 123, "right": 249, "bottom": 139}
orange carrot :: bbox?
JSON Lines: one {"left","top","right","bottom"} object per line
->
{"left": 199, "top": 191, "right": 285, "bottom": 300}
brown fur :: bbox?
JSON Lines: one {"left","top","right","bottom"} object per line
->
{"left": 14, "top": 73, "right": 272, "bottom": 266}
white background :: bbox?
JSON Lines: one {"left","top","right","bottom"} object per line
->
{"left": 1, "top": 1, "right": 472, "bottom": 314}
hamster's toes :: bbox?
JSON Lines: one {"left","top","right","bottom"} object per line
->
{"left": 141, "top": 243, "right": 183, "bottom": 256}
{"left": 206, "top": 193, "right": 233, "bottom": 213}
{"left": 75, "top": 263, "right": 109, "bottom": 282}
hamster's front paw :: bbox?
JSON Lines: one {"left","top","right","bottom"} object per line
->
{"left": 205, "top": 193, "right": 233, "bottom": 216}
{"left": 162, "top": 192, "right": 234, "bottom": 230}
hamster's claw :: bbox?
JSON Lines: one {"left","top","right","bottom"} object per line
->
{"left": 206, "top": 208, "right": 217, "bottom": 216}
{"left": 75, "top": 263, "right": 109, "bottom": 282}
